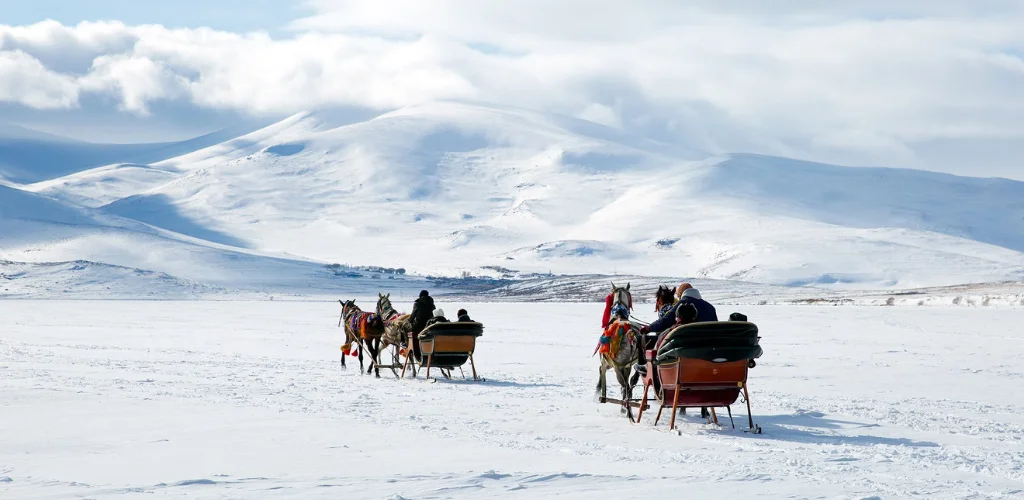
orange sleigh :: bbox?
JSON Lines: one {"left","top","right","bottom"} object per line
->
{"left": 635, "top": 321, "right": 763, "bottom": 433}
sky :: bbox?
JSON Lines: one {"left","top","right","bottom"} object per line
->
{"left": 1, "top": 0, "right": 1023, "bottom": 178}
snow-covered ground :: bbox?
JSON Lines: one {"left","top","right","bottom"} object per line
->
{"left": 3, "top": 300, "right": 1023, "bottom": 499}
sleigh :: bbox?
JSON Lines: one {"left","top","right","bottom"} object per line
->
{"left": 401, "top": 321, "right": 484, "bottom": 381}
{"left": 636, "top": 321, "right": 763, "bottom": 433}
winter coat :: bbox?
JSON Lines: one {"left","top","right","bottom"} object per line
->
{"left": 425, "top": 316, "right": 449, "bottom": 328}
{"left": 648, "top": 291, "right": 718, "bottom": 333}
{"left": 409, "top": 295, "right": 436, "bottom": 332}
{"left": 457, "top": 313, "right": 472, "bottom": 322}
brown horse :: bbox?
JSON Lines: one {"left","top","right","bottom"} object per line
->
{"left": 338, "top": 299, "right": 385, "bottom": 377}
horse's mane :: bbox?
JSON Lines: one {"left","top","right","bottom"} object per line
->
{"left": 342, "top": 300, "right": 362, "bottom": 319}
{"left": 377, "top": 294, "right": 399, "bottom": 318}
{"left": 655, "top": 285, "right": 675, "bottom": 310}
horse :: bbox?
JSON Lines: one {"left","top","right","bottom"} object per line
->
{"left": 338, "top": 299, "right": 385, "bottom": 377}
{"left": 595, "top": 282, "right": 643, "bottom": 422}
{"left": 655, "top": 285, "right": 675, "bottom": 315}
{"left": 376, "top": 292, "right": 414, "bottom": 368}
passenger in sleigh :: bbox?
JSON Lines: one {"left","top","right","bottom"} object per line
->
{"left": 425, "top": 308, "right": 450, "bottom": 328}
{"left": 642, "top": 283, "right": 717, "bottom": 336}
{"left": 634, "top": 302, "right": 700, "bottom": 378}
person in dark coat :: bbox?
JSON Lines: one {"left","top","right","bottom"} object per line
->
{"left": 425, "top": 308, "right": 449, "bottom": 328}
{"left": 409, "top": 290, "right": 436, "bottom": 333}
{"left": 678, "top": 287, "right": 717, "bottom": 322}
{"left": 674, "top": 302, "right": 699, "bottom": 326}
{"left": 456, "top": 309, "right": 472, "bottom": 322}
{"left": 644, "top": 287, "right": 717, "bottom": 334}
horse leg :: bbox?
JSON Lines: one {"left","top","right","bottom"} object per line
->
{"left": 616, "top": 366, "right": 633, "bottom": 420}
{"left": 365, "top": 338, "right": 375, "bottom": 375}
{"left": 371, "top": 338, "right": 381, "bottom": 378}
{"left": 629, "top": 370, "right": 640, "bottom": 388}
{"left": 357, "top": 341, "right": 365, "bottom": 374}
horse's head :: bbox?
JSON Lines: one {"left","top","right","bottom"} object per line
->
{"left": 655, "top": 285, "right": 675, "bottom": 311}
{"left": 609, "top": 282, "right": 632, "bottom": 320}
{"left": 376, "top": 292, "right": 393, "bottom": 318}
{"left": 340, "top": 299, "right": 358, "bottom": 317}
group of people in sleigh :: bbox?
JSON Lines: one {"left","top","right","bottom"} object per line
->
{"left": 602, "top": 282, "right": 745, "bottom": 377}
{"left": 402, "top": 290, "right": 475, "bottom": 359}
{"left": 407, "top": 289, "right": 473, "bottom": 335}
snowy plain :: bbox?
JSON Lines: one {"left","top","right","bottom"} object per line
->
{"left": 2, "top": 97, "right": 1024, "bottom": 500}
{"left": 3, "top": 300, "right": 1023, "bottom": 499}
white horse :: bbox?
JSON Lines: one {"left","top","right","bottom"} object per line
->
{"left": 596, "top": 282, "right": 642, "bottom": 421}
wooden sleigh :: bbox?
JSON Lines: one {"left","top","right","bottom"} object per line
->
{"left": 401, "top": 321, "right": 484, "bottom": 381}
{"left": 636, "top": 321, "right": 763, "bottom": 433}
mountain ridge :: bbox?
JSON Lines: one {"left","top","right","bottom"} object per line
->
{"left": 2, "top": 101, "right": 1022, "bottom": 291}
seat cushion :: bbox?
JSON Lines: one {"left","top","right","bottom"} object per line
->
{"left": 656, "top": 321, "right": 761, "bottom": 364}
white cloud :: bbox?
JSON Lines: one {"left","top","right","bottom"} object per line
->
{"left": 0, "top": 50, "right": 79, "bottom": 109}
{"left": 578, "top": 103, "right": 622, "bottom": 130}
{"left": 80, "top": 54, "right": 189, "bottom": 114}
{"left": 0, "top": 3, "right": 1023, "bottom": 172}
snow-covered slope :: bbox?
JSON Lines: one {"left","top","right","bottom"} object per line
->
{"left": 0, "top": 121, "right": 260, "bottom": 185}
{"left": 6, "top": 101, "right": 1024, "bottom": 291}
{"left": 0, "top": 184, "right": 437, "bottom": 297}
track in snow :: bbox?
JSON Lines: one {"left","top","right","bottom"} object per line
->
{"left": 1, "top": 301, "right": 1022, "bottom": 499}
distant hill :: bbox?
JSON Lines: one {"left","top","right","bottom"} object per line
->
{"left": 2, "top": 101, "right": 1022, "bottom": 291}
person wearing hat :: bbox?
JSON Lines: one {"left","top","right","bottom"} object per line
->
{"left": 425, "top": 308, "right": 450, "bottom": 327}
{"left": 456, "top": 309, "right": 472, "bottom": 322}
{"left": 643, "top": 284, "right": 718, "bottom": 334}
{"left": 409, "top": 290, "right": 436, "bottom": 333}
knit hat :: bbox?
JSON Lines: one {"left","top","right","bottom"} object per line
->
{"left": 419, "top": 290, "right": 429, "bottom": 297}
{"left": 434, "top": 308, "right": 445, "bottom": 318}
{"left": 681, "top": 287, "right": 702, "bottom": 300}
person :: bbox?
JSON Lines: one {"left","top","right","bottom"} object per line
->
{"left": 679, "top": 287, "right": 717, "bottom": 322}
{"left": 456, "top": 308, "right": 472, "bottom": 322}
{"left": 674, "top": 302, "right": 699, "bottom": 326}
{"left": 643, "top": 285, "right": 717, "bottom": 335}
{"left": 425, "top": 308, "right": 449, "bottom": 327}
{"left": 409, "top": 290, "right": 435, "bottom": 333}
{"left": 675, "top": 282, "right": 692, "bottom": 301}
{"left": 635, "top": 303, "right": 700, "bottom": 377}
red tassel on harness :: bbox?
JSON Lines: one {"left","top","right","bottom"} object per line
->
{"left": 601, "top": 293, "right": 613, "bottom": 328}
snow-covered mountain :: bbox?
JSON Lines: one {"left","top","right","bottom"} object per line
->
{"left": 0, "top": 121, "right": 266, "bottom": 186}
{"left": 2, "top": 101, "right": 1023, "bottom": 294}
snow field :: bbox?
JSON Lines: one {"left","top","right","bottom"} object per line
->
{"left": 1, "top": 301, "right": 1023, "bottom": 499}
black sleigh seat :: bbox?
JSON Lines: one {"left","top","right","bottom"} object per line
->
{"left": 416, "top": 321, "right": 484, "bottom": 368}
{"left": 655, "top": 321, "right": 763, "bottom": 365}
